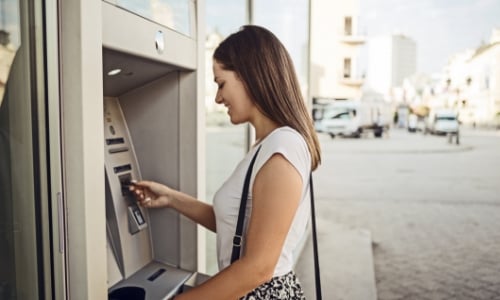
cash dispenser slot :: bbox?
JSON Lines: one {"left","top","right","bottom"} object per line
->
{"left": 114, "top": 164, "right": 132, "bottom": 174}
{"left": 106, "top": 138, "right": 129, "bottom": 154}
{"left": 106, "top": 137, "right": 125, "bottom": 145}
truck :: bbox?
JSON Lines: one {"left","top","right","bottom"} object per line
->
{"left": 317, "top": 99, "right": 391, "bottom": 138}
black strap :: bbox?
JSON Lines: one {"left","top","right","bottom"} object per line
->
{"left": 309, "top": 173, "right": 322, "bottom": 299}
{"left": 230, "top": 149, "right": 322, "bottom": 300}
{"left": 231, "top": 146, "right": 262, "bottom": 263}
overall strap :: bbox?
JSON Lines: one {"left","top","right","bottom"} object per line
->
{"left": 231, "top": 146, "right": 262, "bottom": 264}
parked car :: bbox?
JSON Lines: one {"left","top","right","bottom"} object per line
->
{"left": 425, "top": 109, "right": 459, "bottom": 135}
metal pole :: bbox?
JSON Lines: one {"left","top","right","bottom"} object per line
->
{"left": 245, "top": 0, "right": 255, "bottom": 152}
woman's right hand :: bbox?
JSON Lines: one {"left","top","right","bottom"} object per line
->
{"left": 129, "top": 180, "right": 173, "bottom": 209}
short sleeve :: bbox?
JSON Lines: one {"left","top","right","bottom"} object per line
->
{"left": 251, "top": 127, "right": 311, "bottom": 188}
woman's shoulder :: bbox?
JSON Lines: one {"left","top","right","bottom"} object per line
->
{"left": 263, "top": 126, "right": 308, "bottom": 153}
{"left": 268, "top": 126, "right": 305, "bottom": 142}
{"left": 258, "top": 126, "right": 310, "bottom": 179}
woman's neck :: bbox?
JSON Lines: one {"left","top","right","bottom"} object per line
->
{"left": 252, "top": 115, "right": 279, "bottom": 146}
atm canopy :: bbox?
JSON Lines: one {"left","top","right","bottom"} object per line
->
{"left": 103, "top": 48, "right": 188, "bottom": 97}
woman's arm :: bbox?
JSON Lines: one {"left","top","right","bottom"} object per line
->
{"left": 168, "top": 189, "right": 216, "bottom": 232}
{"left": 175, "top": 153, "right": 303, "bottom": 299}
{"left": 130, "top": 181, "right": 216, "bottom": 232}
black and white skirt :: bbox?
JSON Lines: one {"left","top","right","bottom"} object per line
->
{"left": 240, "top": 271, "right": 306, "bottom": 300}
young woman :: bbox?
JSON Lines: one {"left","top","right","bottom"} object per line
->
{"left": 130, "top": 25, "right": 321, "bottom": 300}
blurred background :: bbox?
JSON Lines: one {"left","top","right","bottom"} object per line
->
{"left": 203, "top": 0, "right": 500, "bottom": 299}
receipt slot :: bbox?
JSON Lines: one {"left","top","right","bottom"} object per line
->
{"left": 101, "top": 2, "right": 207, "bottom": 299}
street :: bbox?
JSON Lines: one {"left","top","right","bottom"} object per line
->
{"left": 313, "top": 128, "right": 500, "bottom": 299}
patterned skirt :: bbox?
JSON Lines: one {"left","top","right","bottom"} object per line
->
{"left": 240, "top": 271, "right": 306, "bottom": 300}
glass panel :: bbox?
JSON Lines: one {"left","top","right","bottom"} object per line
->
{"left": 0, "top": 0, "right": 44, "bottom": 299}
{"left": 115, "top": 0, "right": 192, "bottom": 36}
{"left": 0, "top": 0, "right": 21, "bottom": 104}
{"left": 205, "top": 0, "right": 248, "bottom": 275}
{"left": 253, "top": 0, "right": 310, "bottom": 96}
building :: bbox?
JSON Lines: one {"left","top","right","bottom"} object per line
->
{"left": 442, "top": 28, "right": 500, "bottom": 126}
{"left": 366, "top": 34, "right": 417, "bottom": 99}
{"left": 310, "top": 0, "right": 366, "bottom": 101}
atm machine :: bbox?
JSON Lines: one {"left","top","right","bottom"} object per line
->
{"left": 101, "top": 2, "right": 208, "bottom": 299}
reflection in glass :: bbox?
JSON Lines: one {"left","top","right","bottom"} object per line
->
{"left": 116, "top": 0, "right": 192, "bottom": 36}
{"left": 1, "top": 0, "right": 45, "bottom": 298}
{"left": 253, "top": 0, "right": 310, "bottom": 96}
{"left": 0, "top": 33, "right": 15, "bottom": 105}
{"left": 205, "top": 0, "right": 247, "bottom": 275}
{"left": 0, "top": 0, "right": 21, "bottom": 105}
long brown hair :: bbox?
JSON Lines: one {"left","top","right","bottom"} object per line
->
{"left": 213, "top": 25, "right": 321, "bottom": 170}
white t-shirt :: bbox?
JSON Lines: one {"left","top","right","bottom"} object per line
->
{"left": 213, "top": 126, "right": 311, "bottom": 276}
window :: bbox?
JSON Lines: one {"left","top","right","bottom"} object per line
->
{"left": 1, "top": 1, "right": 50, "bottom": 298}
{"left": 344, "top": 58, "right": 352, "bottom": 78}
{"left": 115, "top": 0, "right": 194, "bottom": 36}
{"left": 253, "top": 0, "right": 310, "bottom": 92}
{"left": 344, "top": 16, "right": 352, "bottom": 36}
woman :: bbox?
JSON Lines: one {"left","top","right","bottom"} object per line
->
{"left": 130, "top": 25, "right": 321, "bottom": 299}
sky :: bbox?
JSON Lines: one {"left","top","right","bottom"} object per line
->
{"left": 205, "top": 0, "right": 500, "bottom": 75}
{"left": 360, "top": 0, "right": 500, "bottom": 74}
{"left": 2, "top": 0, "right": 498, "bottom": 75}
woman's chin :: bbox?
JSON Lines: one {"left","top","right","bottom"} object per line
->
{"left": 229, "top": 117, "right": 243, "bottom": 125}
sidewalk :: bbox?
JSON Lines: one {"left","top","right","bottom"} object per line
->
{"left": 295, "top": 221, "right": 377, "bottom": 300}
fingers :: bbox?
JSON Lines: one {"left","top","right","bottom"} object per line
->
{"left": 140, "top": 196, "right": 152, "bottom": 207}
{"left": 130, "top": 179, "right": 154, "bottom": 188}
{"left": 129, "top": 180, "right": 152, "bottom": 206}
{"left": 128, "top": 180, "right": 169, "bottom": 208}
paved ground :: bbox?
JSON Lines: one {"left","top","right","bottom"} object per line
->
{"left": 309, "top": 128, "right": 500, "bottom": 300}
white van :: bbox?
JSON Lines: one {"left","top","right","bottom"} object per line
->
{"left": 425, "top": 109, "right": 459, "bottom": 135}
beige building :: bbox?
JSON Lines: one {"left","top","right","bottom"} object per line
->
{"left": 444, "top": 28, "right": 500, "bottom": 126}
{"left": 310, "top": 0, "right": 365, "bottom": 101}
